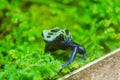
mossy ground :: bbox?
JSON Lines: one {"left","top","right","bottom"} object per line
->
{"left": 0, "top": 0, "right": 120, "bottom": 80}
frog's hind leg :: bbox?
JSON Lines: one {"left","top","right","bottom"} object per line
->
{"left": 62, "top": 44, "right": 78, "bottom": 69}
{"left": 78, "top": 46, "right": 87, "bottom": 58}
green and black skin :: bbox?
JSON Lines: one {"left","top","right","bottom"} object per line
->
{"left": 42, "top": 27, "right": 86, "bottom": 69}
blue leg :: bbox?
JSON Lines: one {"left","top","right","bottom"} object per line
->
{"left": 62, "top": 46, "right": 78, "bottom": 69}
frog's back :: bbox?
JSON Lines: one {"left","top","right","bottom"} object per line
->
{"left": 42, "top": 27, "right": 72, "bottom": 43}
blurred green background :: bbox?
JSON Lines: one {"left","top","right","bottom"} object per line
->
{"left": 0, "top": 0, "right": 120, "bottom": 80}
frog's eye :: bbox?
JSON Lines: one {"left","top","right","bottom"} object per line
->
{"left": 57, "top": 34, "right": 64, "bottom": 40}
{"left": 62, "top": 28, "right": 72, "bottom": 41}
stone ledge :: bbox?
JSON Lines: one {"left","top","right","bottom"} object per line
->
{"left": 58, "top": 48, "right": 120, "bottom": 80}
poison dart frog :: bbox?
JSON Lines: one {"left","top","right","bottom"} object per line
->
{"left": 42, "top": 27, "right": 86, "bottom": 69}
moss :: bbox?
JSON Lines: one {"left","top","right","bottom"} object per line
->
{"left": 0, "top": 0, "right": 120, "bottom": 80}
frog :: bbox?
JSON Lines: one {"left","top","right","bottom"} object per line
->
{"left": 42, "top": 27, "right": 86, "bottom": 69}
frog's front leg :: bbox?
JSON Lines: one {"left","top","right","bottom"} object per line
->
{"left": 62, "top": 43, "right": 78, "bottom": 69}
{"left": 45, "top": 44, "right": 57, "bottom": 53}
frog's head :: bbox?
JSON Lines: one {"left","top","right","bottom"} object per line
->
{"left": 42, "top": 27, "right": 72, "bottom": 43}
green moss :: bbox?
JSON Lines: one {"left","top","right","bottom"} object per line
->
{"left": 0, "top": 0, "right": 120, "bottom": 80}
